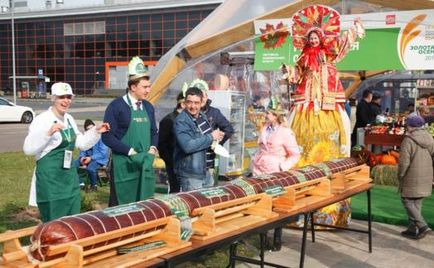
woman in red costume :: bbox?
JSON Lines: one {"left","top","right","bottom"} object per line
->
{"left": 287, "top": 5, "right": 365, "bottom": 227}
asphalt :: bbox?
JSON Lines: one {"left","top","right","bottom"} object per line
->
{"left": 237, "top": 220, "right": 434, "bottom": 268}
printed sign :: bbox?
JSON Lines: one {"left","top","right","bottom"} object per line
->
{"left": 200, "top": 188, "right": 229, "bottom": 198}
{"left": 254, "top": 19, "right": 292, "bottom": 71}
{"left": 254, "top": 9, "right": 434, "bottom": 71}
{"left": 102, "top": 203, "right": 143, "bottom": 217}
{"left": 264, "top": 185, "right": 286, "bottom": 197}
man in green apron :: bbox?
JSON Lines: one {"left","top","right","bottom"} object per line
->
{"left": 36, "top": 120, "right": 80, "bottom": 222}
{"left": 24, "top": 82, "right": 110, "bottom": 222}
{"left": 102, "top": 57, "right": 158, "bottom": 206}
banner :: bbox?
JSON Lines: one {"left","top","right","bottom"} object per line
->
{"left": 254, "top": 9, "right": 434, "bottom": 71}
{"left": 253, "top": 19, "right": 291, "bottom": 71}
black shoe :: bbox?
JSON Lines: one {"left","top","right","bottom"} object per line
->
{"left": 88, "top": 185, "right": 98, "bottom": 192}
{"left": 417, "top": 226, "right": 431, "bottom": 239}
{"left": 401, "top": 229, "right": 418, "bottom": 239}
{"left": 80, "top": 184, "right": 85, "bottom": 191}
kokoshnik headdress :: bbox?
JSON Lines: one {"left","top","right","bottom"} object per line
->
{"left": 181, "top": 79, "right": 209, "bottom": 97}
{"left": 128, "top": 56, "right": 149, "bottom": 81}
{"left": 267, "top": 96, "right": 285, "bottom": 115}
{"left": 291, "top": 5, "right": 341, "bottom": 49}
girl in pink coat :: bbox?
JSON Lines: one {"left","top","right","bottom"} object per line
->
{"left": 251, "top": 99, "right": 300, "bottom": 251}
{"left": 252, "top": 101, "right": 300, "bottom": 176}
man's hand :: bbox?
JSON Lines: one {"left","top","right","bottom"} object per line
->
{"left": 96, "top": 122, "right": 110, "bottom": 133}
{"left": 211, "top": 129, "right": 225, "bottom": 141}
{"left": 80, "top": 156, "right": 91, "bottom": 166}
{"left": 47, "top": 123, "right": 65, "bottom": 136}
{"left": 83, "top": 156, "right": 91, "bottom": 165}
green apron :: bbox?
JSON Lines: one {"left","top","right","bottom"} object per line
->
{"left": 36, "top": 120, "right": 80, "bottom": 222}
{"left": 112, "top": 96, "right": 155, "bottom": 205}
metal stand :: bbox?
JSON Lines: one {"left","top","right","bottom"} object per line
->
{"left": 299, "top": 189, "right": 373, "bottom": 267}
{"left": 227, "top": 233, "right": 289, "bottom": 268}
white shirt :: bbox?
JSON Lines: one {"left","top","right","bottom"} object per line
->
{"left": 23, "top": 107, "right": 100, "bottom": 160}
{"left": 123, "top": 93, "right": 142, "bottom": 111}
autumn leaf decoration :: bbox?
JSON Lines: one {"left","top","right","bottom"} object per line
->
{"left": 259, "top": 22, "right": 289, "bottom": 49}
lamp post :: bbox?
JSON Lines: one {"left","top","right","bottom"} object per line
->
{"left": 10, "top": 0, "right": 16, "bottom": 104}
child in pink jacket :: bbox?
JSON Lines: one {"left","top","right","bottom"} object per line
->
{"left": 252, "top": 106, "right": 300, "bottom": 175}
{"left": 251, "top": 100, "right": 300, "bottom": 251}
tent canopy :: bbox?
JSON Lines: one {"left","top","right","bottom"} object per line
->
{"left": 148, "top": 0, "right": 434, "bottom": 103}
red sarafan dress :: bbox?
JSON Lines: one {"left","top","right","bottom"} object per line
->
{"left": 288, "top": 4, "right": 365, "bottom": 227}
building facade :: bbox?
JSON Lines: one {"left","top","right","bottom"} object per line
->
{"left": 0, "top": 1, "right": 220, "bottom": 94}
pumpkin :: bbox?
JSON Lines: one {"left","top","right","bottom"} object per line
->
{"left": 381, "top": 154, "right": 397, "bottom": 165}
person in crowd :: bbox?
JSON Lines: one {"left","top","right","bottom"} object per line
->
{"left": 406, "top": 103, "right": 415, "bottom": 115}
{"left": 174, "top": 87, "right": 224, "bottom": 191}
{"left": 158, "top": 92, "right": 185, "bottom": 193}
{"left": 23, "top": 82, "right": 109, "bottom": 222}
{"left": 252, "top": 97, "right": 300, "bottom": 175}
{"left": 75, "top": 119, "right": 110, "bottom": 192}
{"left": 252, "top": 97, "right": 300, "bottom": 251}
{"left": 189, "top": 79, "right": 234, "bottom": 186}
{"left": 410, "top": 105, "right": 430, "bottom": 119}
{"left": 351, "top": 89, "right": 373, "bottom": 146}
{"left": 285, "top": 5, "right": 364, "bottom": 229}
{"left": 102, "top": 56, "right": 158, "bottom": 206}
{"left": 369, "top": 93, "right": 382, "bottom": 122}
{"left": 250, "top": 95, "right": 266, "bottom": 112}
{"left": 398, "top": 115, "right": 434, "bottom": 239}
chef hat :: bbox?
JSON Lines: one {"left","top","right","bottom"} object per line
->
{"left": 51, "top": 82, "right": 74, "bottom": 96}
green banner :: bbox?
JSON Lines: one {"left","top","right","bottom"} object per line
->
{"left": 254, "top": 19, "right": 291, "bottom": 71}
{"left": 254, "top": 9, "right": 434, "bottom": 71}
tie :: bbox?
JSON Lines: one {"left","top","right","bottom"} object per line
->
{"left": 136, "top": 101, "right": 142, "bottom": 111}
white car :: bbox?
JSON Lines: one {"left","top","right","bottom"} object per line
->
{"left": 0, "top": 97, "right": 35, "bottom": 123}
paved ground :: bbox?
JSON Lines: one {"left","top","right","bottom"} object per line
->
{"left": 0, "top": 97, "right": 108, "bottom": 153}
{"left": 237, "top": 220, "right": 434, "bottom": 268}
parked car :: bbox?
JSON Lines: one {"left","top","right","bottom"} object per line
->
{"left": 0, "top": 97, "right": 35, "bottom": 123}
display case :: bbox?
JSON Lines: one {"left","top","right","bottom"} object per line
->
{"left": 207, "top": 90, "right": 246, "bottom": 175}
{"left": 417, "top": 79, "right": 434, "bottom": 112}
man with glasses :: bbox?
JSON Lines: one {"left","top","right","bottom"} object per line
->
{"left": 102, "top": 57, "right": 158, "bottom": 206}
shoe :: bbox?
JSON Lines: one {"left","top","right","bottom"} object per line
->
{"left": 417, "top": 226, "right": 431, "bottom": 239}
{"left": 401, "top": 229, "right": 418, "bottom": 239}
{"left": 88, "top": 185, "right": 98, "bottom": 192}
{"left": 79, "top": 183, "right": 85, "bottom": 191}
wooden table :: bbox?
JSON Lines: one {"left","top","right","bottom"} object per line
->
{"left": 364, "top": 133, "right": 404, "bottom": 147}
{"left": 152, "top": 183, "right": 374, "bottom": 268}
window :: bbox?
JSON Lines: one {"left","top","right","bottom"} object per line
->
{"left": 64, "top": 21, "right": 106, "bottom": 36}
{"left": 0, "top": 99, "right": 11, "bottom": 106}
